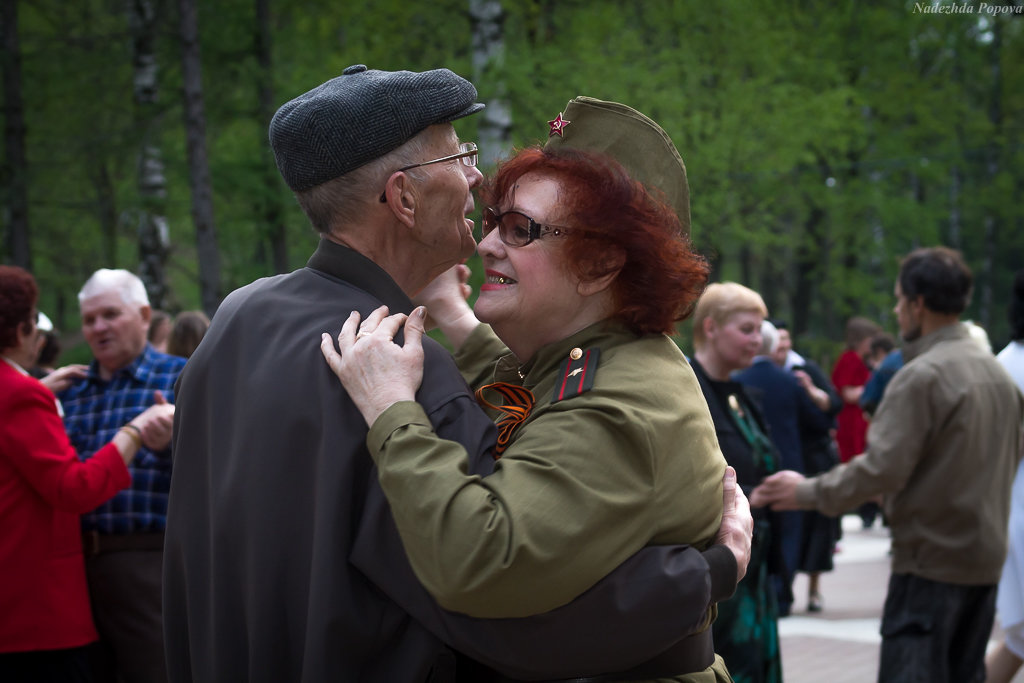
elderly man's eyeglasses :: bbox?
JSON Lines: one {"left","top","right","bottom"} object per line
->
{"left": 379, "top": 142, "right": 478, "bottom": 202}
{"left": 482, "top": 208, "right": 569, "bottom": 248}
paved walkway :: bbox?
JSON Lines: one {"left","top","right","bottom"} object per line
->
{"left": 778, "top": 516, "right": 1022, "bottom": 682}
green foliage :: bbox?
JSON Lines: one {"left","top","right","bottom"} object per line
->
{"left": 3, "top": 0, "right": 1023, "bottom": 358}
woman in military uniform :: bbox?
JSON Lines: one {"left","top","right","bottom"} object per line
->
{"left": 689, "top": 283, "right": 784, "bottom": 683}
{"left": 322, "top": 98, "right": 739, "bottom": 682}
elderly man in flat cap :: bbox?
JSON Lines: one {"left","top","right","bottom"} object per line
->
{"left": 163, "top": 66, "right": 750, "bottom": 683}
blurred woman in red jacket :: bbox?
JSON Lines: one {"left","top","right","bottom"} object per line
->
{"left": 830, "top": 315, "right": 882, "bottom": 529}
{"left": 0, "top": 266, "right": 165, "bottom": 682}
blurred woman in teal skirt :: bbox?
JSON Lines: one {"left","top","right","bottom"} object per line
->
{"left": 690, "top": 282, "right": 783, "bottom": 683}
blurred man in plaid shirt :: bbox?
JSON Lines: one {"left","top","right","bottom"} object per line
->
{"left": 58, "top": 268, "right": 181, "bottom": 683}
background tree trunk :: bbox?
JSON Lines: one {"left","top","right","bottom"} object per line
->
{"left": 129, "top": 0, "right": 170, "bottom": 308}
{"left": 978, "top": 18, "right": 1003, "bottom": 331}
{"left": 469, "top": 0, "right": 512, "bottom": 168}
{"left": 179, "top": 0, "right": 221, "bottom": 315}
{"left": 949, "top": 165, "right": 961, "bottom": 249}
{"left": 792, "top": 206, "right": 825, "bottom": 339}
{"left": 255, "top": 0, "right": 288, "bottom": 274}
{"left": 92, "top": 159, "right": 119, "bottom": 267}
{"left": 2, "top": 0, "right": 30, "bottom": 269}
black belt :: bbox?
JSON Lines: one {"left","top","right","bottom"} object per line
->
{"left": 493, "top": 627, "right": 714, "bottom": 683}
{"left": 81, "top": 531, "right": 165, "bottom": 557}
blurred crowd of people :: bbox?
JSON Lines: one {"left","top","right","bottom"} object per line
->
{"left": 0, "top": 267, "right": 208, "bottom": 682}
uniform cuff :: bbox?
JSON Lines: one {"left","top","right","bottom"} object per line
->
{"left": 703, "top": 544, "right": 739, "bottom": 603}
{"left": 366, "top": 401, "right": 433, "bottom": 457}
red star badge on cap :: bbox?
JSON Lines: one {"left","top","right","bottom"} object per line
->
{"left": 548, "top": 112, "right": 570, "bottom": 137}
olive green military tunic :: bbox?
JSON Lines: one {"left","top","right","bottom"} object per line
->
{"left": 366, "top": 320, "right": 732, "bottom": 680}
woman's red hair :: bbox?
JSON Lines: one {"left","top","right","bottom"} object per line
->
{"left": 0, "top": 265, "right": 39, "bottom": 350}
{"left": 480, "top": 146, "right": 708, "bottom": 336}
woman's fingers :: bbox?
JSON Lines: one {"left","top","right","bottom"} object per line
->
{"left": 325, "top": 308, "right": 421, "bottom": 383}
{"left": 403, "top": 307, "right": 426, "bottom": 350}
{"left": 455, "top": 264, "right": 472, "bottom": 301}
{"left": 374, "top": 313, "right": 408, "bottom": 343}
{"left": 356, "top": 305, "right": 390, "bottom": 338}
{"left": 338, "top": 310, "right": 362, "bottom": 349}
{"left": 327, "top": 308, "right": 414, "bottom": 371}
{"left": 319, "top": 307, "right": 424, "bottom": 426}
{"left": 722, "top": 466, "right": 737, "bottom": 514}
{"left": 320, "top": 332, "right": 341, "bottom": 371}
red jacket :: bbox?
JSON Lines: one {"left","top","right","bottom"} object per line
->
{"left": 0, "top": 359, "right": 131, "bottom": 653}
{"left": 831, "top": 349, "right": 870, "bottom": 463}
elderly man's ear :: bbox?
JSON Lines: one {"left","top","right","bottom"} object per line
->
{"left": 382, "top": 173, "right": 417, "bottom": 228}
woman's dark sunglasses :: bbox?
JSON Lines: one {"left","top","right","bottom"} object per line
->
{"left": 482, "top": 208, "right": 569, "bottom": 248}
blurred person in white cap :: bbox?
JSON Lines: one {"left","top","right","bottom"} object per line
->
{"left": 28, "top": 311, "right": 90, "bottom": 394}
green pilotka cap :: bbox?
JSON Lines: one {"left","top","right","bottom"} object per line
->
{"left": 543, "top": 96, "right": 691, "bottom": 236}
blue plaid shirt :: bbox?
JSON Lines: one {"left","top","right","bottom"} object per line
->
{"left": 59, "top": 344, "right": 187, "bottom": 534}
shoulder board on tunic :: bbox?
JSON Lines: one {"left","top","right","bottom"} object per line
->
{"left": 551, "top": 347, "right": 601, "bottom": 403}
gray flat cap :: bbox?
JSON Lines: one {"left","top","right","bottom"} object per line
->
{"left": 270, "top": 64, "right": 485, "bottom": 191}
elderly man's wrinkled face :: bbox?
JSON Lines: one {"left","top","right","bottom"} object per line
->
{"left": 409, "top": 128, "right": 483, "bottom": 280}
{"left": 81, "top": 290, "right": 151, "bottom": 375}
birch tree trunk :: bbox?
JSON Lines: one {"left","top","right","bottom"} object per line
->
{"left": 469, "top": 0, "right": 511, "bottom": 168}
{"left": 256, "top": 0, "right": 288, "bottom": 273}
{"left": 179, "top": 0, "right": 221, "bottom": 314}
{"left": 129, "top": 0, "right": 170, "bottom": 308}
{"left": 792, "top": 205, "right": 825, "bottom": 338}
{"left": 949, "top": 165, "right": 961, "bottom": 249}
{"left": 980, "top": 19, "right": 1004, "bottom": 331}
{"left": 1, "top": 0, "right": 30, "bottom": 269}
{"left": 92, "top": 160, "right": 119, "bottom": 266}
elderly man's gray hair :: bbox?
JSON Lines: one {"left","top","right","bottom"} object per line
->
{"left": 78, "top": 269, "right": 150, "bottom": 308}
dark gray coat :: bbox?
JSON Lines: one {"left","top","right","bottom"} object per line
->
{"left": 164, "top": 238, "right": 734, "bottom": 682}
